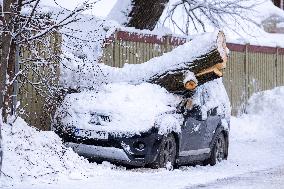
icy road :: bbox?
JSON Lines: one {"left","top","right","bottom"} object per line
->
{"left": 186, "top": 166, "right": 284, "bottom": 189}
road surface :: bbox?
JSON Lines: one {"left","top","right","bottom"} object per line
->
{"left": 186, "top": 166, "right": 284, "bottom": 189}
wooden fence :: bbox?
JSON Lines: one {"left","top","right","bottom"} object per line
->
{"left": 101, "top": 30, "right": 284, "bottom": 115}
{"left": 19, "top": 32, "right": 61, "bottom": 130}
{"left": 0, "top": 32, "right": 61, "bottom": 130}
{"left": 224, "top": 44, "right": 284, "bottom": 114}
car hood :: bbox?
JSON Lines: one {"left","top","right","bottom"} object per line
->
{"left": 54, "top": 83, "right": 182, "bottom": 136}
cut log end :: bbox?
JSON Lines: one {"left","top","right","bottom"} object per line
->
{"left": 216, "top": 31, "right": 228, "bottom": 69}
{"left": 184, "top": 80, "right": 198, "bottom": 91}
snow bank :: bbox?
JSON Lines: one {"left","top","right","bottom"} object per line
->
{"left": 0, "top": 118, "right": 96, "bottom": 188}
{"left": 55, "top": 82, "right": 181, "bottom": 136}
{"left": 231, "top": 86, "right": 284, "bottom": 141}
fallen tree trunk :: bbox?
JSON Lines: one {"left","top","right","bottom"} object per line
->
{"left": 99, "top": 31, "right": 228, "bottom": 93}
{"left": 148, "top": 31, "right": 228, "bottom": 92}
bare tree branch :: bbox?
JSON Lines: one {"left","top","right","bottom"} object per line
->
{"left": 164, "top": 0, "right": 263, "bottom": 34}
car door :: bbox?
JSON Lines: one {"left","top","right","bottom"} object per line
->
{"left": 204, "top": 107, "right": 221, "bottom": 148}
{"left": 179, "top": 92, "right": 209, "bottom": 156}
{"left": 201, "top": 85, "right": 223, "bottom": 148}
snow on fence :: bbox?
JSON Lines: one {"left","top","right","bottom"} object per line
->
{"left": 101, "top": 30, "right": 284, "bottom": 115}
{"left": 101, "top": 30, "right": 187, "bottom": 67}
{"left": 0, "top": 31, "right": 61, "bottom": 130}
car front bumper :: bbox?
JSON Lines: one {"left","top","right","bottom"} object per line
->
{"left": 65, "top": 142, "right": 134, "bottom": 163}
{"left": 58, "top": 128, "right": 163, "bottom": 166}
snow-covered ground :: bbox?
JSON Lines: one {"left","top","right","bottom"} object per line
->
{"left": 1, "top": 85, "right": 284, "bottom": 189}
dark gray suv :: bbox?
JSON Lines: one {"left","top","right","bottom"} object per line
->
{"left": 53, "top": 79, "right": 230, "bottom": 168}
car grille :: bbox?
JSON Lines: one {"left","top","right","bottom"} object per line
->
{"left": 61, "top": 132, "right": 122, "bottom": 149}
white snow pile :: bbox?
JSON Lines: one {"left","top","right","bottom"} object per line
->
{"left": 55, "top": 82, "right": 182, "bottom": 136}
{"left": 183, "top": 71, "right": 198, "bottom": 85}
{"left": 0, "top": 118, "right": 96, "bottom": 188}
{"left": 46, "top": 6, "right": 119, "bottom": 90}
{"left": 231, "top": 86, "right": 284, "bottom": 141}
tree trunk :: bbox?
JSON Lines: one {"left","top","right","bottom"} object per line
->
{"left": 0, "top": 3, "right": 4, "bottom": 117}
{"left": 126, "top": 0, "right": 169, "bottom": 30}
{"left": 0, "top": 0, "right": 19, "bottom": 122}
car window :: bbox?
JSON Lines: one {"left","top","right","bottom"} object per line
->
{"left": 191, "top": 78, "right": 231, "bottom": 119}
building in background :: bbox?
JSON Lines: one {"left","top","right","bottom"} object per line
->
{"left": 262, "top": 0, "right": 284, "bottom": 33}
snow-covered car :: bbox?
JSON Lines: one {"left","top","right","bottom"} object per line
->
{"left": 52, "top": 79, "right": 230, "bottom": 168}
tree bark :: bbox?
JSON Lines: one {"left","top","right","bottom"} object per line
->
{"left": 149, "top": 32, "right": 228, "bottom": 92}
{"left": 0, "top": 3, "right": 4, "bottom": 116}
{"left": 0, "top": 0, "right": 19, "bottom": 121}
{"left": 126, "top": 0, "right": 169, "bottom": 30}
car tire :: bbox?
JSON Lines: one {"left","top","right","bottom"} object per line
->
{"left": 0, "top": 130, "right": 2, "bottom": 174}
{"left": 150, "top": 133, "right": 177, "bottom": 169}
{"left": 205, "top": 132, "right": 227, "bottom": 166}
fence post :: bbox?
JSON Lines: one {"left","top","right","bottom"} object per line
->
{"left": 244, "top": 43, "right": 249, "bottom": 102}
{"left": 275, "top": 46, "right": 279, "bottom": 87}
{"left": 114, "top": 30, "right": 120, "bottom": 67}
{"left": 164, "top": 35, "right": 171, "bottom": 53}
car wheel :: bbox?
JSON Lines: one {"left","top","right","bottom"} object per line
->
{"left": 151, "top": 133, "right": 177, "bottom": 169}
{"left": 0, "top": 131, "right": 2, "bottom": 174}
{"left": 205, "top": 132, "right": 227, "bottom": 166}
{"left": 0, "top": 148, "right": 2, "bottom": 174}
